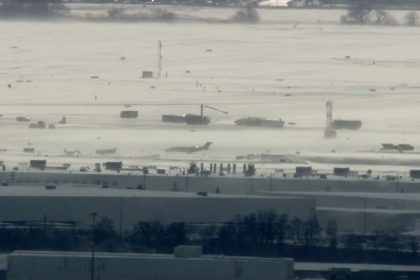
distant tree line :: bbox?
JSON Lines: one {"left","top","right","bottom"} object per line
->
{"left": 339, "top": 0, "right": 419, "bottom": 25}
{"left": 0, "top": 0, "right": 67, "bottom": 17}
{"left": 284, "top": 0, "right": 420, "bottom": 26}
{"left": 72, "top": 0, "right": 248, "bottom": 7}
{"left": 65, "top": 0, "right": 420, "bottom": 8}
{"left": 0, "top": 0, "right": 257, "bottom": 10}
{"left": 231, "top": 4, "right": 260, "bottom": 22}
{"left": 104, "top": 6, "right": 177, "bottom": 21}
{"left": 0, "top": 210, "right": 418, "bottom": 265}
{"left": 3, "top": 0, "right": 420, "bottom": 11}
{"left": 0, "top": 0, "right": 260, "bottom": 23}
{"left": 102, "top": 4, "right": 258, "bottom": 23}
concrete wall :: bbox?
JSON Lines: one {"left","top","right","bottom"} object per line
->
{"left": 0, "top": 194, "right": 315, "bottom": 230}
{"left": 7, "top": 252, "right": 294, "bottom": 280}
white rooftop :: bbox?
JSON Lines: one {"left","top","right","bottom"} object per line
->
{"left": 10, "top": 250, "right": 290, "bottom": 262}
{"left": 261, "top": 191, "right": 420, "bottom": 201}
{"left": 0, "top": 185, "right": 302, "bottom": 200}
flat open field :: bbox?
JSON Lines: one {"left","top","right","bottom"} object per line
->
{"left": 1, "top": 7, "right": 420, "bottom": 173}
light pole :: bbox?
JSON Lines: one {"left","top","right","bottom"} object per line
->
{"left": 90, "top": 212, "right": 98, "bottom": 280}
{"left": 269, "top": 173, "right": 273, "bottom": 192}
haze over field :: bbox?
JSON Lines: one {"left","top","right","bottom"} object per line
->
{"left": 1, "top": 6, "right": 420, "bottom": 172}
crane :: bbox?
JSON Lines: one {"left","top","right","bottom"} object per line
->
{"left": 200, "top": 104, "right": 229, "bottom": 117}
{"left": 184, "top": 104, "right": 229, "bottom": 125}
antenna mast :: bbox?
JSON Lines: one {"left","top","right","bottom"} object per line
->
{"left": 157, "top": 40, "right": 162, "bottom": 79}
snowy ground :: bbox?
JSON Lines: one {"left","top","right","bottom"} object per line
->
{"left": 1, "top": 7, "right": 420, "bottom": 173}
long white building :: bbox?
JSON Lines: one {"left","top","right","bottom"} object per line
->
{"left": 7, "top": 250, "right": 294, "bottom": 280}
{"left": 0, "top": 186, "right": 315, "bottom": 230}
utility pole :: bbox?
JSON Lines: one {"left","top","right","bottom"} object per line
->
{"left": 90, "top": 212, "right": 98, "bottom": 280}
{"left": 185, "top": 175, "right": 189, "bottom": 192}
{"left": 119, "top": 198, "right": 124, "bottom": 238}
{"left": 326, "top": 100, "right": 333, "bottom": 128}
{"left": 269, "top": 173, "right": 273, "bottom": 192}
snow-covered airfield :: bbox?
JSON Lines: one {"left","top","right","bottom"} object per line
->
{"left": 1, "top": 6, "right": 420, "bottom": 174}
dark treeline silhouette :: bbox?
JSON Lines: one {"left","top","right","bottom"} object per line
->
{"left": 0, "top": 0, "right": 67, "bottom": 17}
{"left": 3, "top": 0, "right": 420, "bottom": 11}
{"left": 24, "top": 0, "right": 420, "bottom": 8}
{"left": 0, "top": 0, "right": 252, "bottom": 11}
{"left": 0, "top": 0, "right": 260, "bottom": 23}
{"left": 67, "top": 0, "right": 252, "bottom": 7}
{"left": 338, "top": 0, "right": 420, "bottom": 26}
{"left": 231, "top": 5, "right": 260, "bottom": 22}
{"left": 0, "top": 211, "right": 418, "bottom": 265}
{"left": 104, "top": 6, "right": 177, "bottom": 21}
{"left": 340, "top": 0, "right": 399, "bottom": 25}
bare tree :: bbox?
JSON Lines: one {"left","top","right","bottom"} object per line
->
{"left": 129, "top": 221, "right": 165, "bottom": 251}
{"left": 0, "top": 0, "right": 67, "bottom": 17}
{"left": 231, "top": 4, "right": 259, "bottom": 23}
{"left": 345, "top": 233, "right": 363, "bottom": 250}
{"left": 290, "top": 217, "right": 304, "bottom": 245}
{"left": 302, "top": 216, "right": 321, "bottom": 247}
{"left": 107, "top": 6, "right": 125, "bottom": 19}
{"left": 408, "top": 236, "right": 418, "bottom": 254}
{"left": 340, "top": 0, "right": 372, "bottom": 25}
{"left": 405, "top": 11, "right": 419, "bottom": 26}
{"left": 326, "top": 219, "right": 338, "bottom": 249}
{"left": 373, "top": 9, "right": 398, "bottom": 25}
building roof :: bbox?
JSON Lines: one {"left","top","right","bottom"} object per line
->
{"left": 259, "top": 191, "right": 420, "bottom": 202}
{"left": 0, "top": 185, "right": 306, "bottom": 200}
{"left": 10, "top": 250, "right": 292, "bottom": 263}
